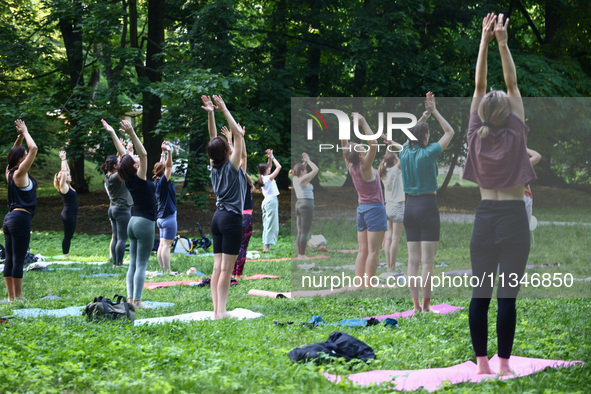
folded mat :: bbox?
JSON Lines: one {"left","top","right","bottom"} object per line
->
{"left": 243, "top": 274, "right": 280, "bottom": 280}
{"left": 323, "top": 355, "right": 584, "bottom": 391}
{"left": 144, "top": 280, "right": 201, "bottom": 289}
{"left": 134, "top": 308, "right": 263, "bottom": 326}
{"left": 248, "top": 286, "right": 357, "bottom": 299}
{"left": 364, "top": 304, "right": 463, "bottom": 321}
{"left": 246, "top": 255, "right": 330, "bottom": 262}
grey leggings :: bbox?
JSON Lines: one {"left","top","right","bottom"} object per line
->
{"left": 127, "top": 216, "right": 155, "bottom": 301}
{"left": 296, "top": 199, "right": 314, "bottom": 255}
{"left": 108, "top": 205, "right": 131, "bottom": 265}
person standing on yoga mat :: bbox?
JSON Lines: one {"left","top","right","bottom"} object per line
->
{"left": 400, "top": 92, "right": 454, "bottom": 312}
{"left": 54, "top": 151, "right": 78, "bottom": 258}
{"left": 341, "top": 113, "right": 386, "bottom": 288}
{"left": 153, "top": 141, "right": 177, "bottom": 275}
{"left": 101, "top": 119, "right": 134, "bottom": 268}
{"left": 463, "top": 13, "right": 537, "bottom": 376}
{"left": 291, "top": 153, "right": 319, "bottom": 260}
{"left": 3, "top": 120, "right": 37, "bottom": 301}
{"left": 378, "top": 139, "right": 405, "bottom": 273}
{"left": 218, "top": 125, "right": 255, "bottom": 281}
{"left": 258, "top": 149, "right": 281, "bottom": 253}
{"left": 116, "top": 119, "right": 156, "bottom": 309}
{"left": 203, "top": 94, "right": 246, "bottom": 319}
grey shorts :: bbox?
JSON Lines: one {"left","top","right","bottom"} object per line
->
{"left": 157, "top": 211, "right": 178, "bottom": 240}
{"left": 386, "top": 202, "right": 405, "bottom": 223}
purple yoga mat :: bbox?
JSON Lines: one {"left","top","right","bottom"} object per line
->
{"left": 322, "top": 355, "right": 583, "bottom": 391}
{"left": 364, "top": 303, "right": 463, "bottom": 321}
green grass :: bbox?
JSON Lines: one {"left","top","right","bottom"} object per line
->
{"left": 0, "top": 216, "right": 590, "bottom": 392}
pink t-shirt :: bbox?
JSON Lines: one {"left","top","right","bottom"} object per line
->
{"left": 463, "top": 111, "right": 537, "bottom": 189}
{"left": 349, "top": 162, "right": 384, "bottom": 205}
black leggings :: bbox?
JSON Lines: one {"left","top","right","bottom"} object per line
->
{"left": 2, "top": 210, "right": 32, "bottom": 278}
{"left": 211, "top": 209, "right": 243, "bottom": 255}
{"left": 469, "top": 200, "right": 530, "bottom": 359}
{"left": 61, "top": 214, "right": 77, "bottom": 254}
{"left": 296, "top": 199, "right": 314, "bottom": 255}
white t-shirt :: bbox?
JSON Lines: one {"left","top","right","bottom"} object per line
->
{"left": 261, "top": 175, "right": 280, "bottom": 197}
{"left": 383, "top": 166, "right": 405, "bottom": 204}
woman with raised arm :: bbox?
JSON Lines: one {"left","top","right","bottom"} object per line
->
{"left": 54, "top": 151, "right": 78, "bottom": 258}
{"left": 291, "top": 153, "right": 319, "bottom": 260}
{"left": 220, "top": 125, "right": 255, "bottom": 280}
{"left": 153, "top": 141, "right": 177, "bottom": 274}
{"left": 257, "top": 149, "right": 282, "bottom": 253}
{"left": 400, "top": 92, "right": 455, "bottom": 313}
{"left": 524, "top": 148, "right": 542, "bottom": 226}
{"left": 116, "top": 120, "right": 156, "bottom": 309}
{"left": 101, "top": 119, "right": 133, "bottom": 267}
{"left": 462, "top": 13, "right": 537, "bottom": 376}
{"left": 378, "top": 136, "right": 405, "bottom": 272}
{"left": 340, "top": 113, "right": 387, "bottom": 288}
{"left": 3, "top": 120, "right": 37, "bottom": 301}
{"left": 202, "top": 94, "right": 247, "bottom": 319}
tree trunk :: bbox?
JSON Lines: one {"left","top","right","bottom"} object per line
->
{"left": 59, "top": 12, "right": 89, "bottom": 193}
{"left": 437, "top": 154, "right": 457, "bottom": 198}
{"left": 141, "top": 0, "right": 165, "bottom": 171}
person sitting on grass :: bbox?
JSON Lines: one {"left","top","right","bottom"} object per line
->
{"left": 54, "top": 150, "right": 78, "bottom": 259}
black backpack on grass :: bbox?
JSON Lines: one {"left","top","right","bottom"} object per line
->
{"left": 83, "top": 295, "right": 135, "bottom": 323}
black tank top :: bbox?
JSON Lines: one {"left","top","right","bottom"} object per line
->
{"left": 60, "top": 187, "right": 78, "bottom": 217}
{"left": 7, "top": 171, "right": 37, "bottom": 216}
{"left": 125, "top": 175, "right": 157, "bottom": 221}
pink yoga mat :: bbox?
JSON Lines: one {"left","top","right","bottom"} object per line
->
{"left": 323, "top": 355, "right": 583, "bottom": 391}
{"left": 243, "top": 274, "right": 280, "bottom": 280}
{"left": 364, "top": 304, "right": 463, "bottom": 321}
{"left": 144, "top": 280, "right": 200, "bottom": 289}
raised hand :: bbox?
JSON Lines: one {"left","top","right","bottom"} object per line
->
{"left": 481, "top": 13, "right": 496, "bottom": 45}
{"left": 220, "top": 126, "right": 232, "bottom": 142}
{"left": 494, "top": 13, "right": 510, "bottom": 45}
{"left": 126, "top": 141, "right": 134, "bottom": 154}
{"left": 265, "top": 149, "right": 274, "bottom": 158}
{"left": 302, "top": 152, "right": 310, "bottom": 162}
{"left": 425, "top": 91, "right": 436, "bottom": 113}
{"left": 101, "top": 119, "right": 115, "bottom": 134}
{"left": 201, "top": 95, "right": 216, "bottom": 112}
{"left": 119, "top": 120, "right": 134, "bottom": 135}
{"left": 15, "top": 119, "right": 28, "bottom": 134}
{"left": 237, "top": 123, "right": 246, "bottom": 137}
{"left": 59, "top": 150, "right": 67, "bottom": 160}
{"left": 212, "top": 95, "right": 228, "bottom": 112}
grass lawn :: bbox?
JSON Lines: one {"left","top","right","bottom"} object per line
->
{"left": 1, "top": 211, "right": 590, "bottom": 392}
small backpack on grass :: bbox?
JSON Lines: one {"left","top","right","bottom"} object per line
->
{"left": 83, "top": 295, "right": 135, "bottom": 323}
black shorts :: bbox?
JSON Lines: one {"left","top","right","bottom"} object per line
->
{"left": 403, "top": 194, "right": 440, "bottom": 242}
{"left": 211, "top": 209, "right": 243, "bottom": 255}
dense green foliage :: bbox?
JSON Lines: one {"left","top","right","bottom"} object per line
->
{"left": 1, "top": 0, "right": 590, "bottom": 192}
